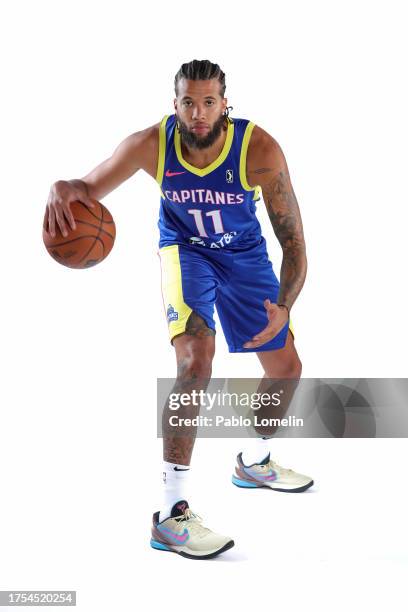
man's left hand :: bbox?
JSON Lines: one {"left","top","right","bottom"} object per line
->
{"left": 243, "top": 299, "right": 289, "bottom": 349}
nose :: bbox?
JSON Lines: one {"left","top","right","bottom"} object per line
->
{"left": 191, "top": 104, "right": 206, "bottom": 120}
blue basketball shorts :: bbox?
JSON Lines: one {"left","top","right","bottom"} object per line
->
{"left": 158, "top": 237, "right": 294, "bottom": 353}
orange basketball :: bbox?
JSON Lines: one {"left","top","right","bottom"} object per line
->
{"left": 43, "top": 199, "right": 116, "bottom": 269}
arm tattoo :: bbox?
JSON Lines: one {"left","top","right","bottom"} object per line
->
{"left": 262, "top": 171, "right": 307, "bottom": 310}
{"left": 249, "top": 167, "right": 274, "bottom": 175}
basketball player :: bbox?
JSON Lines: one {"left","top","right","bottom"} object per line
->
{"left": 45, "top": 60, "right": 313, "bottom": 559}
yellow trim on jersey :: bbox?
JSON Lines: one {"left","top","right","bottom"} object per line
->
{"left": 158, "top": 245, "right": 193, "bottom": 342}
{"left": 288, "top": 318, "right": 295, "bottom": 339}
{"left": 174, "top": 120, "right": 235, "bottom": 177}
{"left": 155, "top": 115, "right": 170, "bottom": 185}
{"left": 240, "top": 121, "right": 260, "bottom": 200}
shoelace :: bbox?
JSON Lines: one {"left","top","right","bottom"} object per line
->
{"left": 174, "top": 509, "right": 211, "bottom": 537}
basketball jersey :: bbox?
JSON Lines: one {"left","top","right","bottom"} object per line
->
{"left": 156, "top": 114, "right": 262, "bottom": 251}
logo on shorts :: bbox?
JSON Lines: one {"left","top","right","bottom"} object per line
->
{"left": 226, "top": 169, "right": 233, "bottom": 183}
{"left": 167, "top": 304, "right": 179, "bottom": 322}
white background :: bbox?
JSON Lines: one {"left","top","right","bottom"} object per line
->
{"left": 1, "top": 0, "right": 407, "bottom": 610}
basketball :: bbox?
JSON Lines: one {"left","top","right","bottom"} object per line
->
{"left": 43, "top": 199, "right": 116, "bottom": 268}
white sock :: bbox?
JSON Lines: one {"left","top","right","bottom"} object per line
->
{"left": 242, "top": 437, "right": 271, "bottom": 466}
{"left": 159, "top": 461, "right": 190, "bottom": 522}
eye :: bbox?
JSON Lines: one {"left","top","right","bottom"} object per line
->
{"left": 206, "top": 100, "right": 214, "bottom": 106}
{"left": 182, "top": 101, "right": 192, "bottom": 107}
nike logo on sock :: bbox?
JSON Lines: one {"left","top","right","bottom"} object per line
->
{"left": 173, "top": 467, "right": 190, "bottom": 471}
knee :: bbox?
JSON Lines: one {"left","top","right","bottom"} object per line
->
{"left": 292, "top": 357, "right": 302, "bottom": 379}
{"left": 264, "top": 356, "right": 302, "bottom": 380}
{"left": 177, "top": 343, "right": 214, "bottom": 380}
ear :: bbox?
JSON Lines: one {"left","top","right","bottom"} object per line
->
{"left": 223, "top": 98, "right": 228, "bottom": 112}
{"left": 173, "top": 98, "right": 178, "bottom": 112}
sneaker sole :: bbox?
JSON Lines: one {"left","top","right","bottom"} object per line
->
{"left": 232, "top": 475, "right": 314, "bottom": 493}
{"left": 150, "top": 538, "right": 235, "bottom": 559}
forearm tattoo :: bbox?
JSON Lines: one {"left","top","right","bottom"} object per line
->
{"left": 260, "top": 170, "right": 307, "bottom": 310}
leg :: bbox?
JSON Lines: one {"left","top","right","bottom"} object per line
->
{"left": 257, "top": 329, "right": 301, "bottom": 379}
{"left": 154, "top": 247, "right": 234, "bottom": 556}
{"left": 155, "top": 323, "right": 234, "bottom": 556}
{"left": 162, "top": 311, "right": 215, "bottom": 465}
{"left": 233, "top": 331, "right": 313, "bottom": 491}
{"left": 157, "top": 244, "right": 218, "bottom": 464}
{"left": 254, "top": 330, "right": 302, "bottom": 437}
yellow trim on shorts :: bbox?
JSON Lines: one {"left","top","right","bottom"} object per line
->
{"left": 158, "top": 244, "right": 192, "bottom": 342}
{"left": 174, "top": 119, "right": 234, "bottom": 177}
{"left": 155, "top": 115, "right": 170, "bottom": 185}
{"left": 240, "top": 121, "right": 260, "bottom": 200}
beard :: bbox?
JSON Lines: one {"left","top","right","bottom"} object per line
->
{"left": 176, "top": 112, "right": 227, "bottom": 150}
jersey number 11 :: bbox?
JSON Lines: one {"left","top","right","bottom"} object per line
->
{"left": 187, "top": 209, "right": 225, "bottom": 237}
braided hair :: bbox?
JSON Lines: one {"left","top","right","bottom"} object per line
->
{"left": 174, "top": 59, "right": 226, "bottom": 97}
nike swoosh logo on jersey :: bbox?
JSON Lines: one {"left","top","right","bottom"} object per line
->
{"left": 165, "top": 170, "right": 187, "bottom": 177}
{"left": 157, "top": 524, "right": 189, "bottom": 544}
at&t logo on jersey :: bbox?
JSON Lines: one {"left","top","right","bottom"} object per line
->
{"left": 210, "top": 231, "right": 237, "bottom": 249}
{"left": 167, "top": 304, "right": 179, "bottom": 322}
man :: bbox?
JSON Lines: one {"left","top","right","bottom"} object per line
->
{"left": 45, "top": 59, "right": 313, "bottom": 560}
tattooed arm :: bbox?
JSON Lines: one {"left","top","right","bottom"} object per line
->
{"left": 246, "top": 126, "right": 307, "bottom": 312}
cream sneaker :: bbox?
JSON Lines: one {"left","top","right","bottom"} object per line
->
{"left": 232, "top": 452, "right": 314, "bottom": 492}
{"left": 151, "top": 500, "right": 234, "bottom": 559}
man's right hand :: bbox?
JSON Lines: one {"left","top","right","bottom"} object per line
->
{"left": 44, "top": 180, "right": 95, "bottom": 238}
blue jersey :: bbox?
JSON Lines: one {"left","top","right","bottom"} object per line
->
{"left": 156, "top": 114, "right": 262, "bottom": 251}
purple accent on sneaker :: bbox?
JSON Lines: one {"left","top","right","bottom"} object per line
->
{"left": 157, "top": 524, "right": 190, "bottom": 544}
{"left": 244, "top": 467, "right": 278, "bottom": 482}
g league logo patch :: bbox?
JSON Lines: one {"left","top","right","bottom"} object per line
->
{"left": 167, "top": 304, "right": 179, "bottom": 322}
{"left": 226, "top": 169, "right": 233, "bottom": 183}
